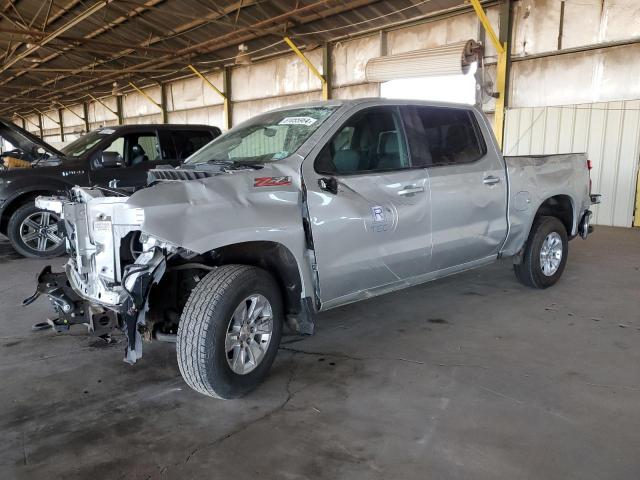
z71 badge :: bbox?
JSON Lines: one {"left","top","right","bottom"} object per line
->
{"left": 254, "top": 176, "right": 292, "bottom": 187}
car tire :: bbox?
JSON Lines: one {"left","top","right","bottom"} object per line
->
{"left": 176, "top": 264, "right": 283, "bottom": 399}
{"left": 7, "top": 202, "right": 65, "bottom": 258}
{"left": 514, "top": 215, "right": 568, "bottom": 289}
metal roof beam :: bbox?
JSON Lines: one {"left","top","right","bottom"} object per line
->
{"left": 3, "top": 0, "right": 381, "bottom": 111}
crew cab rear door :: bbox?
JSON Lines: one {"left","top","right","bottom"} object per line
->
{"left": 302, "top": 105, "right": 432, "bottom": 309}
{"left": 405, "top": 105, "right": 508, "bottom": 272}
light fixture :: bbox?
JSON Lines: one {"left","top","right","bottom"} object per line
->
{"left": 111, "top": 81, "right": 122, "bottom": 96}
{"left": 234, "top": 44, "right": 251, "bottom": 66}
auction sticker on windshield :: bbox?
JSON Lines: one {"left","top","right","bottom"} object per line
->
{"left": 278, "top": 117, "right": 317, "bottom": 126}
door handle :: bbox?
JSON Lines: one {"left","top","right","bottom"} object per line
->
{"left": 483, "top": 175, "right": 501, "bottom": 185}
{"left": 397, "top": 185, "right": 425, "bottom": 196}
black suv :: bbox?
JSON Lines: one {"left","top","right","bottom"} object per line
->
{"left": 0, "top": 119, "right": 221, "bottom": 258}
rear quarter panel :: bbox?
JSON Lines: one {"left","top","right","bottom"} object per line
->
{"left": 501, "top": 153, "right": 590, "bottom": 256}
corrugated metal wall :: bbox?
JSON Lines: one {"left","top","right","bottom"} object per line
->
{"left": 504, "top": 101, "right": 640, "bottom": 227}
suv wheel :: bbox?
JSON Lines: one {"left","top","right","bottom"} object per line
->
{"left": 7, "top": 202, "right": 65, "bottom": 258}
{"left": 514, "top": 215, "right": 568, "bottom": 289}
{"left": 176, "top": 265, "right": 283, "bottom": 399}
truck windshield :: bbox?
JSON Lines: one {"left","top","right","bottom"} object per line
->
{"left": 61, "top": 130, "right": 112, "bottom": 158}
{"left": 184, "top": 106, "right": 336, "bottom": 165}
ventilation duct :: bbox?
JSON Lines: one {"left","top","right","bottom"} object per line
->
{"left": 365, "top": 40, "right": 481, "bottom": 82}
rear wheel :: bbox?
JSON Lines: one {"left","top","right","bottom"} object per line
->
{"left": 7, "top": 202, "right": 65, "bottom": 258}
{"left": 514, "top": 215, "right": 568, "bottom": 289}
{"left": 176, "top": 265, "right": 283, "bottom": 399}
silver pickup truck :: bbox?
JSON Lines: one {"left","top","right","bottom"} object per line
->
{"left": 29, "top": 99, "right": 599, "bottom": 399}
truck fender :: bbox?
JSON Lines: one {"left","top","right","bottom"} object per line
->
{"left": 0, "top": 184, "right": 69, "bottom": 233}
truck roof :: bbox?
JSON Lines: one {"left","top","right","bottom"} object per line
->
{"left": 89, "top": 123, "right": 220, "bottom": 133}
{"left": 267, "top": 97, "right": 482, "bottom": 113}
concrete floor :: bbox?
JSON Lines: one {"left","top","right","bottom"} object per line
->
{"left": 0, "top": 226, "right": 638, "bottom": 480}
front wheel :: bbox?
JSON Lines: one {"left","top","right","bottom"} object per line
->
{"left": 7, "top": 202, "right": 65, "bottom": 258}
{"left": 176, "top": 265, "right": 283, "bottom": 399}
{"left": 514, "top": 216, "right": 568, "bottom": 289}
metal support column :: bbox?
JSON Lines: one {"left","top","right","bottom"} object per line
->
{"left": 224, "top": 67, "right": 232, "bottom": 129}
{"left": 470, "top": 0, "right": 508, "bottom": 148}
{"left": 58, "top": 108, "right": 64, "bottom": 142}
{"left": 188, "top": 64, "right": 231, "bottom": 130}
{"left": 322, "top": 43, "right": 332, "bottom": 100}
{"left": 160, "top": 83, "right": 169, "bottom": 124}
{"left": 116, "top": 95, "right": 124, "bottom": 125}
{"left": 82, "top": 102, "right": 90, "bottom": 132}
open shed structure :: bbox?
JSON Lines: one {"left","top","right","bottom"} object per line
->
{"left": 0, "top": 0, "right": 639, "bottom": 227}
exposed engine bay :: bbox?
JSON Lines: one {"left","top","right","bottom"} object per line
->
{"left": 25, "top": 186, "right": 219, "bottom": 364}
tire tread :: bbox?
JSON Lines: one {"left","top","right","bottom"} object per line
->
{"left": 514, "top": 215, "right": 567, "bottom": 289}
{"left": 176, "top": 264, "right": 278, "bottom": 399}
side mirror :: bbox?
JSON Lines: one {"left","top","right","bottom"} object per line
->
{"left": 99, "top": 151, "right": 123, "bottom": 168}
{"left": 318, "top": 177, "right": 338, "bottom": 195}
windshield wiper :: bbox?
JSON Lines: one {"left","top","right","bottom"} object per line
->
{"left": 227, "top": 160, "right": 264, "bottom": 170}
{"left": 200, "top": 159, "right": 263, "bottom": 170}
{"left": 187, "top": 159, "right": 263, "bottom": 170}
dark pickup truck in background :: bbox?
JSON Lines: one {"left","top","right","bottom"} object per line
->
{"left": 0, "top": 119, "right": 220, "bottom": 258}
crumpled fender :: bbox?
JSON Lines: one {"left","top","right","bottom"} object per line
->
{"left": 125, "top": 160, "right": 314, "bottom": 298}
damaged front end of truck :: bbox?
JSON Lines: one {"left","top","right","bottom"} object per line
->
{"left": 24, "top": 155, "right": 314, "bottom": 366}
{"left": 24, "top": 187, "right": 185, "bottom": 362}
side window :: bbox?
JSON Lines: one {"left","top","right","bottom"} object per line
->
{"left": 91, "top": 136, "right": 125, "bottom": 169}
{"left": 133, "top": 133, "right": 160, "bottom": 163}
{"left": 103, "top": 136, "right": 124, "bottom": 156}
{"left": 170, "top": 130, "right": 214, "bottom": 160}
{"left": 414, "top": 107, "right": 486, "bottom": 166}
{"left": 315, "top": 107, "right": 409, "bottom": 175}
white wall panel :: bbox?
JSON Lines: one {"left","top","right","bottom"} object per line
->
{"left": 387, "top": 12, "right": 477, "bottom": 55}
{"left": 122, "top": 113, "right": 162, "bottom": 125}
{"left": 513, "top": 0, "right": 640, "bottom": 56}
{"left": 123, "top": 86, "right": 161, "bottom": 119}
{"left": 512, "top": 0, "right": 561, "bottom": 56}
{"left": 43, "top": 134, "right": 63, "bottom": 146}
{"left": 61, "top": 104, "right": 85, "bottom": 128}
{"left": 41, "top": 111, "right": 59, "bottom": 130}
{"left": 167, "top": 105, "right": 224, "bottom": 128}
{"left": 504, "top": 100, "right": 640, "bottom": 227}
{"left": 89, "top": 119, "right": 119, "bottom": 130}
{"left": 332, "top": 35, "right": 380, "bottom": 87}
{"left": 510, "top": 44, "right": 640, "bottom": 108}
{"left": 232, "top": 91, "right": 323, "bottom": 126}
{"left": 167, "top": 72, "right": 224, "bottom": 111}
{"left": 25, "top": 115, "right": 39, "bottom": 135}
{"left": 232, "top": 50, "right": 323, "bottom": 102}
{"left": 332, "top": 83, "right": 379, "bottom": 100}
{"left": 88, "top": 97, "right": 118, "bottom": 124}
{"left": 562, "top": 0, "right": 640, "bottom": 48}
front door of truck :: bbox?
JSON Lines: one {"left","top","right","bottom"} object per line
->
{"left": 303, "top": 106, "right": 432, "bottom": 309}
{"left": 89, "top": 131, "right": 162, "bottom": 190}
{"left": 405, "top": 106, "right": 508, "bottom": 272}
